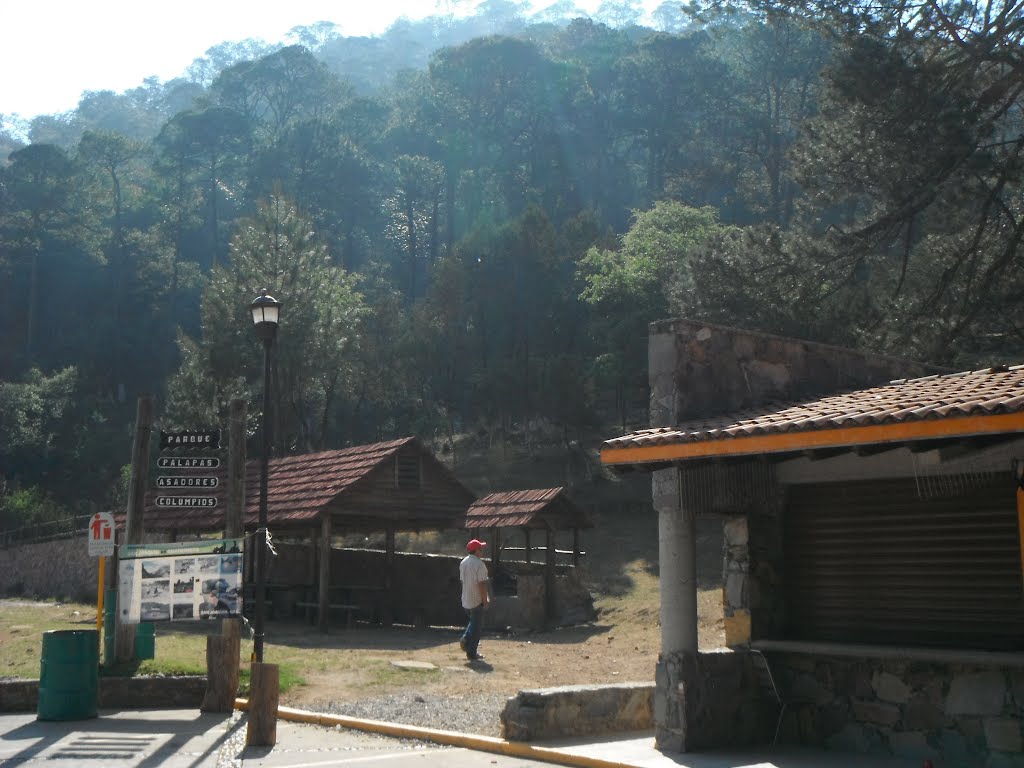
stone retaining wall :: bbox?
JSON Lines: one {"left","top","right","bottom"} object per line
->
{"left": 0, "top": 539, "right": 101, "bottom": 602}
{"left": 768, "top": 652, "right": 1024, "bottom": 766}
{"left": 500, "top": 682, "right": 654, "bottom": 741}
{"left": 0, "top": 676, "right": 207, "bottom": 713}
{"left": 0, "top": 534, "right": 171, "bottom": 602}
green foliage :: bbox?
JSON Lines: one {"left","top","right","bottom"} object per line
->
{"left": 0, "top": 486, "right": 72, "bottom": 530}
{"left": 0, "top": 367, "right": 77, "bottom": 455}
{"left": 6, "top": 4, "right": 1024, "bottom": 511}
{"left": 579, "top": 202, "right": 732, "bottom": 427}
{"left": 164, "top": 195, "right": 368, "bottom": 453}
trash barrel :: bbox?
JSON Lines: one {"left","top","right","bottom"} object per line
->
{"left": 135, "top": 622, "right": 155, "bottom": 660}
{"left": 37, "top": 629, "right": 99, "bottom": 721}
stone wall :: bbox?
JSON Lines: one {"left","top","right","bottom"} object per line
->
{"left": 0, "top": 532, "right": 176, "bottom": 602}
{"left": 0, "top": 676, "right": 206, "bottom": 713}
{"left": 654, "top": 648, "right": 774, "bottom": 752}
{"left": 501, "top": 682, "right": 654, "bottom": 741}
{"left": 722, "top": 504, "right": 786, "bottom": 648}
{"left": 767, "top": 652, "right": 1024, "bottom": 767}
{"left": 0, "top": 538, "right": 103, "bottom": 602}
{"left": 648, "top": 319, "right": 944, "bottom": 427}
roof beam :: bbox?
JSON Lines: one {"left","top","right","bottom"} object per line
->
{"left": 602, "top": 412, "right": 1024, "bottom": 467}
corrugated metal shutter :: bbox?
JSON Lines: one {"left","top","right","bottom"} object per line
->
{"left": 784, "top": 475, "right": 1024, "bottom": 650}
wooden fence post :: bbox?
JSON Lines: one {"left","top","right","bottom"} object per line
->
{"left": 115, "top": 396, "right": 153, "bottom": 663}
{"left": 202, "top": 398, "right": 245, "bottom": 711}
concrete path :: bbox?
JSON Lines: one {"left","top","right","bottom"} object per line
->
{"left": 0, "top": 709, "right": 921, "bottom": 768}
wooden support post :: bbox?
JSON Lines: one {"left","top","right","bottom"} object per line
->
{"left": 544, "top": 527, "right": 556, "bottom": 624}
{"left": 245, "top": 662, "right": 279, "bottom": 746}
{"left": 491, "top": 526, "right": 500, "bottom": 568}
{"left": 204, "top": 399, "right": 245, "bottom": 711}
{"left": 572, "top": 527, "right": 580, "bottom": 568}
{"left": 524, "top": 528, "right": 532, "bottom": 564}
{"left": 116, "top": 396, "right": 153, "bottom": 663}
{"left": 201, "top": 633, "right": 241, "bottom": 712}
{"left": 384, "top": 524, "right": 395, "bottom": 627}
{"left": 307, "top": 528, "right": 318, "bottom": 587}
{"left": 318, "top": 515, "right": 331, "bottom": 633}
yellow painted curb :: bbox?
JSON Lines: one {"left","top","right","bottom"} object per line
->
{"left": 234, "top": 697, "right": 639, "bottom": 768}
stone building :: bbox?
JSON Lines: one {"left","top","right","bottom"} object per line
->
{"left": 600, "top": 319, "right": 1024, "bottom": 765}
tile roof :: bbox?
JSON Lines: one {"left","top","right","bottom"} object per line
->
{"left": 603, "top": 364, "right": 1024, "bottom": 463}
{"left": 463, "top": 488, "right": 593, "bottom": 530}
{"left": 140, "top": 437, "right": 471, "bottom": 532}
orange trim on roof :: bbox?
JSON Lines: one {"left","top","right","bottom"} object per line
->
{"left": 601, "top": 411, "right": 1024, "bottom": 465}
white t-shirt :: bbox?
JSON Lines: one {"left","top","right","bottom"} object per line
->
{"left": 460, "top": 553, "right": 489, "bottom": 609}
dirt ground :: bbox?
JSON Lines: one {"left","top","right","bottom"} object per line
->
{"left": 271, "top": 598, "right": 723, "bottom": 709}
{"left": 264, "top": 509, "right": 726, "bottom": 708}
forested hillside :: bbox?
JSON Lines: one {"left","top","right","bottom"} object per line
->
{"left": 1, "top": 0, "right": 1021, "bottom": 531}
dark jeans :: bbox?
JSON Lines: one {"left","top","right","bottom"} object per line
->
{"left": 462, "top": 604, "right": 484, "bottom": 657}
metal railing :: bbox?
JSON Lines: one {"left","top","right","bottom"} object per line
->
{"left": 0, "top": 513, "right": 93, "bottom": 549}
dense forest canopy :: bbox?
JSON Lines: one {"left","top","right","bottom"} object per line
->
{"left": 1, "top": 0, "right": 1021, "bottom": 529}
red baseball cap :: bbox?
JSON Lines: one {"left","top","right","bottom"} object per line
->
{"left": 466, "top": 539, "right": 486, "bottom": 552}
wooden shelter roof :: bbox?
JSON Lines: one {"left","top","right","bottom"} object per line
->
{"left": 462, "top": 488, "right": 593, "bottom": 530}
{"left": 140, "top": 437, "right": 475, "bottom": 533}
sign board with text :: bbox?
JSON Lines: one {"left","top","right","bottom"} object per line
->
{"left": 87, "top": 512, "right": 116, "bottom": 557}
{"left": 117, "top": 538, "right": 243, "bottom": 624}
{"left": 159, "top": 430, "right": 221, "bottom": 450}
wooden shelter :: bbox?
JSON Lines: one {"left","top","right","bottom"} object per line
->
{"left": 142, "top": 437, "right": 475, "bottom": 631}
{"left": 462, "top": 488, "right": 592, "bottom": 621}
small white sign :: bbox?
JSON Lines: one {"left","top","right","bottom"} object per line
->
{"left": 88, "top": 512, "right": 116, "bottom": 557}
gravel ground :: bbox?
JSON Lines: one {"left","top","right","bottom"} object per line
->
{"left": 313, "top": 692, "right": 511, "bottom": 738}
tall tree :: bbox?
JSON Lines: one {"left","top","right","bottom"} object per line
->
{"left": 704, "top": 0, "right": 1024, "bottom": 361}
{"left": 0, "top": 145, "right": 96, "bottom": 369}
{"left": 164, "top": 195, "right": 366, "bottom": 452}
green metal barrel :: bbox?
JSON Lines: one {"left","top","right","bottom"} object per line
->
{"left": 135, "top": 622, "right": 155, "bottom": 660}
{"left": 37, "top": 629, "right": 99, "bottom": 721}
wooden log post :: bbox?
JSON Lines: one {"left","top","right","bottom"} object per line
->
{"left": 317, "top": 515, "right": 331, "bottom": 633}
{"left": 245, "top": 662, "right": 279, "bottom": 746}
{"left": 383, "top": 524, "right": 395, "bottom": 627}
{"left": 116, "top": 396, "right": 153, "bottom": 663}
{"left": 524, "top": 528, "right": 532, "bottom": 564}
{"left": 202, "top": 398, "right": 245, "bottom": 712}
{"left": 201, "top": 634, "right": 241, "bottom": 712}
{"left": 544, "top": 527, "right": 556, "bottom": 625}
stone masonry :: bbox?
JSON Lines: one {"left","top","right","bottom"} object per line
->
{"left": 766, "top": 652, "right": 1024, "bottom": 768}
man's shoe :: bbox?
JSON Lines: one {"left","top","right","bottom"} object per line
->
{"left": 467, "top": 653, "right": 485, "bottom": 661}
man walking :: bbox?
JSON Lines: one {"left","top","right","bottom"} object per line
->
{"left": 459, "top": 539, "right": 490, "bottom": 661}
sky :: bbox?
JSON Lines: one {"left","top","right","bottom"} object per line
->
{"left": 1, "top": 0, "right": 653, "bottom": 121}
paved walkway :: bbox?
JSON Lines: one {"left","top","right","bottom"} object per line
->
{"left": 0, "top": 708, "right": 920, "bottom": 768}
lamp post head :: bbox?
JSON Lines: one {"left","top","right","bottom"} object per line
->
{"left": 250, "top": 289, "right": 282, "bottom": 342}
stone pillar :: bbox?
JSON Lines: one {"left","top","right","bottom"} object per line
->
{"left": 655, "top": 466, "right": 697, "bottom": 654}
{"left": 723, "top": 515, "right": 751, "bottom": 646}
{"left": 653, "top": 465, "right": 699, "bottom": 752}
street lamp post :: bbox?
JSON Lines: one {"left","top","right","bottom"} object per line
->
{"left": 250, "top": 289, "right": 281, "bottom": 663}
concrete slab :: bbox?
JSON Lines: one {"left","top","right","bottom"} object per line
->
{"left": 537, "top": 730, "right": 920, "bottom": 767}
{"left": 0, "top": 708, "right": 923, "bottom": 768}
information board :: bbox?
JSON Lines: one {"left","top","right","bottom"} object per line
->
{"left": 117, "top": 538, "right": 244, "bottom": 624}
